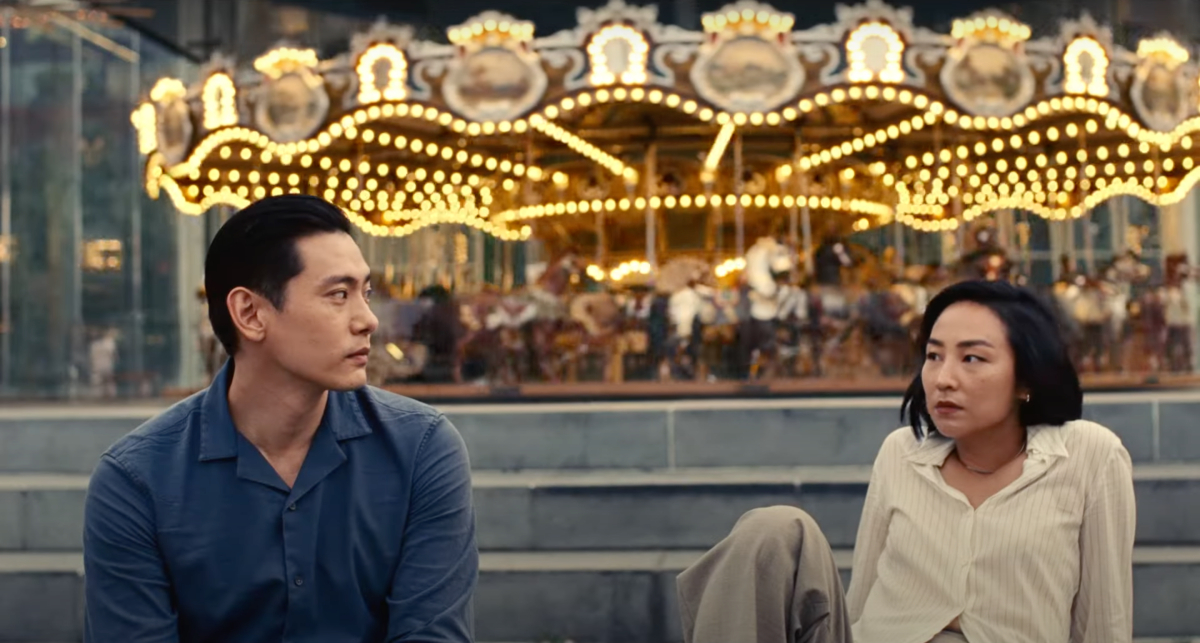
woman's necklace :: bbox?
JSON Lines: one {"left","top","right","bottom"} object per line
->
{"left": 958, "top": 437, "right": 1027, "bottom": 475}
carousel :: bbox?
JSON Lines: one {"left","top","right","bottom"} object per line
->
{"left": 133, "top": 0, "right": 1200, "bottom": 396}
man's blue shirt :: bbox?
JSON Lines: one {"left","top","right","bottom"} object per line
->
{"left": 82, "top": 363, "right": 478, "bottom": 643}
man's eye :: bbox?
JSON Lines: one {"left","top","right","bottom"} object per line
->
{"left": 925, "top": 352, "right": 941, "bottom": 361}
{"left": 332, "top": 291, "right": 349, "bottom": 300}
{"left": 364, "top": 289, "right": 373, "bottom": 301}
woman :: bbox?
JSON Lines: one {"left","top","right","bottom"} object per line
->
{"left": 677, "top": 280, "right": 1135, "bottom": 643}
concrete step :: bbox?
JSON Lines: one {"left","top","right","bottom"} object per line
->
{"left": 4, "top": 393, "right": 1200, "bottom": 474}
{"left": 2, "top": 549, "right": 1198, "bottom": 642}
{"left": 6, "top": 465, "right": 1200, "bottom": 552}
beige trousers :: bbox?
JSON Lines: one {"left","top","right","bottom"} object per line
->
{"left": 676, "top": 505, "right": 969, "bottom": 643}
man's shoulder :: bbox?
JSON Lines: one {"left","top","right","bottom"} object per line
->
{"left": 354, "top": 386, "right": 447, "bottom": 437}
{"left": 104, "top": 391, "right": 203, "bottom": 471}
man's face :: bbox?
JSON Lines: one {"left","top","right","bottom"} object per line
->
{"left": 260, "top": 232, "right": 378, "bottom": 391}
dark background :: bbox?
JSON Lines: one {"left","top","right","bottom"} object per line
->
{"left": 94, "top": 0, "right": 1195, "bottom": 64}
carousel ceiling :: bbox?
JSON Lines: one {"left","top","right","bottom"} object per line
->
{"left": 133, "top": 0, "right": 1200, "bottom": 243}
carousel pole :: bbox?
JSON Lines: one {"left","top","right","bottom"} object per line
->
{"left": 788, "top": 132, "right": 799, "bottom": 252}
{"left": 1062, "top": 219, "right": 1077, "bottom": 276}
{"left": 710, "top": 180, "right": 722, "bottom": 261}
{"left": 950, "top": 132, "right": 966, "bottom": 262}
{"left": 800, "top": 172, "right": 814, "bottom": 277}
{"left": 596, "top": 206, "right": 606, "bottom": 270}
{"left": 734, "top": 131, "right": 745, "bottom": 258}
{"left": 645, "top": 141, "right": 658, "bottom": 269}
{"left": 502, "top": 240, "right": 513, "bottom": 291}
{"left": 893, "top": 218, "right": 905, "bottom": 274}
{"left": 1022, "top": 212, "right": 1033, "bottom": 277}
{"left": 472, "top": 227, "right": 484, "bottom": 291}
{"left": 1081, "top": 126, "right": 1095, "bottom": 274}
{"left": 953, "top": 193, "right": 965, "bottom": 262}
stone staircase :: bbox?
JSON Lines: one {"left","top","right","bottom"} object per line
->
{"left": 2, "top": 393, "right": 1200, "bottom": 642}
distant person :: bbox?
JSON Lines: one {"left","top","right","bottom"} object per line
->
{"left": 83, "top": 195, "right": 477, "bottom": 642}
{"left": 678, "top": 280, "right": 1134, "bottom": 643}
{"left": 88, "top": 327, "right": 118, "bottom": 398}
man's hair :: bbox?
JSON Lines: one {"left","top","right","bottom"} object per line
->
{"left": 204, "top": 195, "right": 353, "bottom": 355}
{"left": 900, "top": 279, "right": 1083, "bottom": 439}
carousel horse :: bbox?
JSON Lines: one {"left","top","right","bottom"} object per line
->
{"left": 692, "top": 285, "right": 740, "bottom": 381}
{"left": 1067, "top": 274, "right": 1110, "bottom": 373}
{"left": 772, "top": 277, "right": 810, "bottom": 378}
{"left": 957, "top": 226, "right": 1015, "bottom": 282}
{"left": 366, "top": 296, "right": 433, "bottom": 385}
{"left": 410, "top": 285, "right": 465, "bottom": 383}
{"left": 526, "top": 250, "right": 587, "bottom": 382}
{"left": 666, "top": 278, "right": 718, "bottom": 380}
{"left": 886, "top": 269, "right": 931, "bottom": 375}
{"left": 808, "top": 240, "right": 870, "bottom": 378}
{"left": 608, "top": 286, "right": 655, "bottom": 382}
{"left": 739, "top": 236, "right": 795, "bottom": 379}
{"left": 1162, "top": 254, "right": 1197, "bottom": 373}
{"left": 657, "top": 257, "right": 722, "bottom": 381}
{"left": 568, "top": 289, "right": 625, "bottom": 382}
{"left": 1099, "top": 252, "right": 1153, "bottom": 372}
{"left": 480, "top": 291, "right": 540, "bottom": 384}
{"left": 847, "top": 260, "right": 911, "bottom": 378}
{"left": 1049, "top": 255, "right": 1085, "bottom": 364}
{"left": 366, "top": 341, "right": 431, "bottom": 386}
{"left": 453, "top": 288, "right": 501, "bottom": 383}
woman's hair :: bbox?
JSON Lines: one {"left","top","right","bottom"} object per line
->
{"left": 900, "top": 280, "right": 1082, "bottom": 439}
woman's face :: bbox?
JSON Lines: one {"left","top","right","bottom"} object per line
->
{"left": 922, "top": 301, "right": 1024, "bottom": 439}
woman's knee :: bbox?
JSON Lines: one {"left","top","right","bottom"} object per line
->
{"left": 729, "top": 505, "right": 823, "bottom": 549}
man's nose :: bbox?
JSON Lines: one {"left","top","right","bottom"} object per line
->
{"left": 355, "top": 299, "right": 379, "bottom": 335}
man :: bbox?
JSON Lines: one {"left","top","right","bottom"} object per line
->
{"left": 83, "top": 195, "right": 477, "bottom": 643}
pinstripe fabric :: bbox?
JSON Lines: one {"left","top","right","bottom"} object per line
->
{"left": 846, "top": 421, "right": 1135, "bottom": 643}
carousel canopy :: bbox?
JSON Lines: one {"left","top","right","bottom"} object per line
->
{"left": 133, "top": 0, "right": 1200, "bottom": 261}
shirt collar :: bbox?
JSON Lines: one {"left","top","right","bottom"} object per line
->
{"left": 198, "top": 360, "right": 373, "bottom": 462}
{"left": 903, "top": 424, "right": 1070, "bottom": 467}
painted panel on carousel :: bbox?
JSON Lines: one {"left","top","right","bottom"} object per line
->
{"left": 252, "top": 47, "right": 330, "bottom": 143}
{"left": 692, "top": 2, "right": 803, "bottom": 114}
{"left": 148, "top": 78, "right": 193, "bottom": 166}
{"left": 1131, "top": 36, "right": 1191, "bottom": 132}
{"left": 940, "top": 11, "right": 1035, "bottom": 118}
{"left": 443, "top": 13, "right": 548, "bottom": 123}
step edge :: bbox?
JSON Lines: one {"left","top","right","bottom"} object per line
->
{"left": 5, "top": 546, "right": 1200, "bottom": 574}
{"left": 7, "top": 463, "right": 1200, "bottom": 491}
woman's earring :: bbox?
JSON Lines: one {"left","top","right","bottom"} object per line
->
{"left": 1022, "top": 393, "right": 1031, "bottom": 403}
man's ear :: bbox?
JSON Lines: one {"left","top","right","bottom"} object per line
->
{"left": 227, "top": 287, "right": 269, "bottom": 347}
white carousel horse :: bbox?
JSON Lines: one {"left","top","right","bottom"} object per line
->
{"left": 740, "top": 237, "right": 796, "bottom": 378}
{"left": 743, "top": 237, "right": 794, "bottom": 321}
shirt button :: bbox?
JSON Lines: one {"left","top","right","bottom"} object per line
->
{"left": 294, "top": 576, "right": 304, "bottom": 587}
{"left": 288, "top": 503, "right": 297, "bottom": 512}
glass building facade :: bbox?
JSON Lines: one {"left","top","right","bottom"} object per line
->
{"left": 0, "top": 12, "right": 195, "bottom": 399}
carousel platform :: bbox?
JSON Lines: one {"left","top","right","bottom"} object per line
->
{"left": 3, "top": 392, "right": 1200, "bottom": 641}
